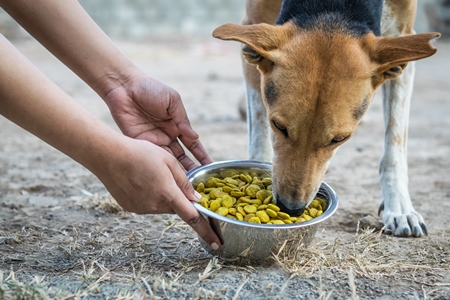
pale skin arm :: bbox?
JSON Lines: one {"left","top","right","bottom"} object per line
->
{"left": 0, "top": 35, "right": 221, "bottom": 250}
{"left": 0, "top": 0, "right": 213, "bottom": 171}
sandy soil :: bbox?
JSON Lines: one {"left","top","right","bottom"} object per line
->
{"left": 0, "top": 35, "right": 449, "bottom": 299}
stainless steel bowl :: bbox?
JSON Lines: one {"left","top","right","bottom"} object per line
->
{"left": 187, "top": 160, "right": 338, "bottom": 265}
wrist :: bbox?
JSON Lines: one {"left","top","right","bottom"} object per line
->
{"left": 94, "top": 64, "right": 143, "bottom": 101}
{"left": 78, "top": 127, "right": 130, "bottom": 179}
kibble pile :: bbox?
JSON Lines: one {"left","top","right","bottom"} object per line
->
{"left": 194, "top": 169, "right": 327, "bottom": 225}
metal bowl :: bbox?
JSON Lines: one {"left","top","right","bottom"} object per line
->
{"left": 187, "top": 160, "right": 338, "bottom": 265}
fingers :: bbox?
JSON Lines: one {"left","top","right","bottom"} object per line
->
{"left": 179, "top": 132, "right": 213, "bottom": 167}
{"left": 167, "top": 92, "right": 198, "bottom": 141}
{"left": 165, "top": 90, "right": 213, "bottom": 167}
{"left": 165, "top": 139, "right": 198, "bottom": 172}
{"left": 168, "top": 159, "right": 222, "bottom": 250}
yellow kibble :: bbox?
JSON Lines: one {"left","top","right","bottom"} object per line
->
{"left": 243, "top": 205, "right": 257, "bottom": 214}
{"left": 263, "top": 196, "right": 273, "bottom": 205}
{"left": 239, "top": 174, "right": 250, "bottom": 183}
{"left": 240, "top": 199, "right": 262, "bottom": 206}
{"left": 205, "top": 178, "right": 218, "bottom": 188}
{"left": 196, "top": 182, "right": 205, "bottom": 193}
{"left": 308, "top": 208, "right": 318, "bottom": 217}
{"left": 303, "top": 215, "right": 313, "bottom": 221}
{"left": 277, "top": 211, "right": 290, "bottom": 220}
{"left": 245, "top": 174, "right": 253, "bottom": 183}
{"left": 224, "top": 177, "right": 239, "bottom": 186}
{"left": 255, "top": 190, "right": 269, "bottom": 201}
{"left": 199, "top": 198, "right": 209, "bottom": 208}
{"left": 318, "top": 197, "right": 327, "bottom": 210}
{"left": 226, "top": 183, "right": 237, "bottom": 189}
{"left": 222, "top": 195, "right": 235, "bottom": 208}
{"left": 209, "top": 199, "right": 222, "bottom": 212}
{"left": 248, "top": 217, "right": 261, "bottom": 224}
{"left": 239, "top": 183, "right": 249, "bottom": 192}
{"left": 228, "top": 207, "right": 237, "bottom": 216}
{"left": 220, "top": 169, "right": 239, "bottom": 178}
{"left": 216, "top": 207, "right": 229, "bottom": 216}
{"left": 237, "top": 206, "right": 246, "bottom": 216}
{"left": 266, "top": 208, "right": 278, "bottom": 218}
{"left": 193, "top": 171, "right": 328, "bottom": 226}
{"left": 271, "top": 220, "right": 285, "bottom": 225}
{"left": 267, "top": 204, "right": 280, "bottom": 212}
{"left": 245, "top": 184, "right": 261, "bottom": 198}
{"left": 244, "top": 213, "right": 256, "bottom": 222}
{"left": 257, "top": 204, "right": 268, "bottom": 210}
{"left": 261, "top": 177, "right": 272, "bottom": 185}
{"left": 256, "top": 210, "right": 271, "bottom": 223}
{"left": 239, "top": 197, "right": 253, "bottom": 204}
{"left": 209, "top": 188, "right": 222, "bottom": 199}
{"left": 222, "top": 186, "right": 233, "bottom": 193}
{"left": 230, "top": 190, "right": 245, "bottom": 197}
{"left": 310, "top": 199, "right": 321, "bottom": 210}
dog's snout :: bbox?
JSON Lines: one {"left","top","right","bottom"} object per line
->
{"left": 275, "top": 197, "right": 307, "bottom": 217}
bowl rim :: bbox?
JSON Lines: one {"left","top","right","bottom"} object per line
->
{"left": 188, "top": 160, "right": 338, "bottom": 230}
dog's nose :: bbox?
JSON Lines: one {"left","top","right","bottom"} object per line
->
{"left": 275, "top": 199, "right": 307, "bottom": 217}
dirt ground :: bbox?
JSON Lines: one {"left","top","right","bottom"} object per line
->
{"left": 0, "top": 34, "right": 449, "bottom": 300}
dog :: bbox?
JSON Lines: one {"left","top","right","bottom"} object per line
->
{"left": 212, "top": 0, "right": 440, "bottom": 237}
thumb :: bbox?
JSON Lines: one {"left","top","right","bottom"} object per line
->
{"left": 167, "top": 160, "right": 222, "bottom": 250}
{"left": 172, "top": 162, "right": 202, "bottom": 202}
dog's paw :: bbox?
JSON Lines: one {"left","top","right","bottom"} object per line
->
{"left": 378, "top": 201, "right": 428, "bottom": 237}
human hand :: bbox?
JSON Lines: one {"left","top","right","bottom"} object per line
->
{"left": 102, "top": 69, "right": 213, "bottom": 171}
{"left": 0, "top": 36, "right": 221, "bottom": 250}
{"left": 99, "top": 137, "right": 221, "bottom": 250}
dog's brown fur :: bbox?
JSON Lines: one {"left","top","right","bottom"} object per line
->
{"left": 213, "top": 0, "right": 440, "bottom": 236}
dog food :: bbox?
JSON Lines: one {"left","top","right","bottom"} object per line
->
{"left": 194, "top": 170, "right": 327, "bottom": 224}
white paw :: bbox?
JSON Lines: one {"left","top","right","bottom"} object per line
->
{"left": 378, "top": 200, "right": 428, "bottom": 237}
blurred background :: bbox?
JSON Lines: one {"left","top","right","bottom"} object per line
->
{"left": 1, "top": 0, "right": 449, "bottom": 40}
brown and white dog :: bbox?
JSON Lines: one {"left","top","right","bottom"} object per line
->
{"left": 213, "top": 0, "right": 440, "bottom": 237}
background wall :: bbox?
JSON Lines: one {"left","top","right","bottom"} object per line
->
{"left": 0, "top": 0, "right": 245, "bottom": 39}
{"left": 78, "top": 0, "right": 244, "bottom": 38}
{"left": 0, "top": 0, "right": 447, "bottom": 40}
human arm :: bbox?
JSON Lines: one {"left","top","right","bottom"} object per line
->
{"left": 0, "top": 35, "right": 221, "bottom": 250}
{"left": 0, "top": 0, "right": 213, "bottom": 170}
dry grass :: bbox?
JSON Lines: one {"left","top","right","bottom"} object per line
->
{"left": 1, "top": 194, "right": 449, "bottom": 299}
{"left": 271, "top": 222, "right": 450, "bottom": 298}
{"left": 275, "top": 223, "right": 446, "bottom": 280}
{"left": 72, "top": 191, "right": 128, "bottom": 216}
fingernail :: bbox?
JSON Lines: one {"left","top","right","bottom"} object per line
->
{"left": 194, "top": 190, "right": 202, "bottom": 201}
{"left": 211, "top": 242, "right": 219, "bottom": 251}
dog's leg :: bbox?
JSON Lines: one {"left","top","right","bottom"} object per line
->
{"left": 241, "top": 0, "right": 282, "bottom": 161}
{"left": 243, "top": 65, "right": 272, "bottom": 161}
{"left": 379, "top": 1, "right": 426, "bottom": 237}
{"left": 380, "top": 62, "right": 427, "bottom": 237}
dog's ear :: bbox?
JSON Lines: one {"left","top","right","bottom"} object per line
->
{"left": 369, "top": 32, "right": 440, "bottom": 86}
{"left": 213, "top": 23, "right": 294, "bottom": 73}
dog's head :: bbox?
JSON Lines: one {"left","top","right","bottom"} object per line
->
{"left": 213, "top": 22, "right": 439, "bottom": 215}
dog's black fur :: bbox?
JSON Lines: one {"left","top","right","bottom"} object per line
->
{"left": 276, "top": 0, "right": 383, "bottom": 36}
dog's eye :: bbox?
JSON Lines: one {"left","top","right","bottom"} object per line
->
{"left": 272, "top": 120, "right": 288, "bottom": 138}
{"left": 328, "top": 136, "right": 349, "bottom": 146}
{"left": 242, "top": 44, "right": 262, "bottom": 63}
